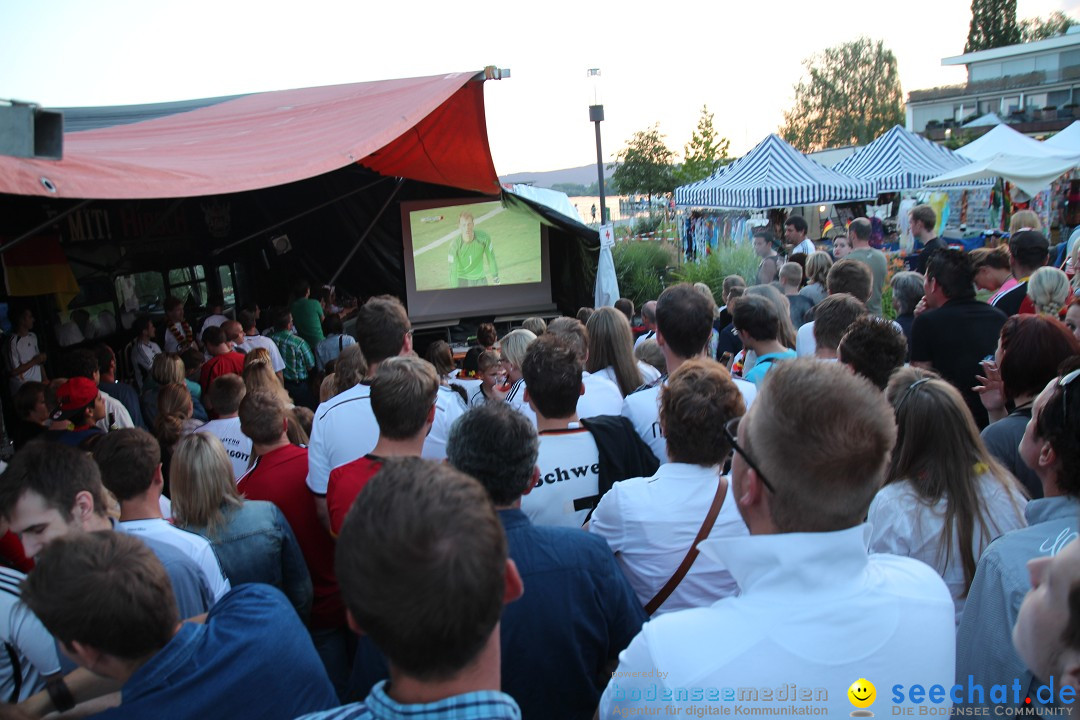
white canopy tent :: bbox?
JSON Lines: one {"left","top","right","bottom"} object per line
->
{"left": 925, "top": 153, "right": 1080, "bottom": 197}
{"left": 955, "top": 123, "right": 1076, "bottom": 161}
{"left": 1044, "top": 121, "right": 1080, "bottom": 155}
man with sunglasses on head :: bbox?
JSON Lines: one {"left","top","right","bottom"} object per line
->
{"left": 599, "top": 360, "right": 955, "bottom": 717}
{"left": 956, "top": 360, "right": 1080, "bottom": 710}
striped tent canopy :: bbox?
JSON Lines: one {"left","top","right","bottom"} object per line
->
{"left": 832, "top": 125, "right": 992, "bottom": 192}
{"left": 674, "top": 134, "right": 875, "bottom": 209}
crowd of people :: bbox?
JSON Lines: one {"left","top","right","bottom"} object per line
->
{"left": 0, "top": 206, "right": 1078, "bottom": 718}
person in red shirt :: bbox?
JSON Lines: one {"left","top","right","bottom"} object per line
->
{"left": 237, "top": 388, "right": 347, "bottom": 697}
{"left": 325, "top": 356, "right": 439, "bottom": 536}
{"left": 199, "top": 325, "right": 245, "bottom": 401}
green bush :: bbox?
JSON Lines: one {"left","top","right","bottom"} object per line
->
{"left": 630, "top": 213, "right": 665, "bottom": 236}
{"left": 671, "top": 244, "right": 760, "bottom": 299}
{"left": 612, "top": 242, "right": 672, "bottom": 307}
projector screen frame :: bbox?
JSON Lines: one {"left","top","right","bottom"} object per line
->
{"left": 400, "top": 196, "right": 554, "bottom": 324}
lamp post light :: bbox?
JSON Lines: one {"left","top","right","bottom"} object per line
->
{"left": 588, "top": 68, "right": 606, "bottom": 225}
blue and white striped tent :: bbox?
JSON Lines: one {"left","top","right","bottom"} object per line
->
{"left": 674, "top": 134, "right": 876, "bottom": 210}
{"left": 832, "top": 125, "right": 992, "bottom": 192}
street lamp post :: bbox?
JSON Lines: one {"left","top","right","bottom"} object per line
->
{"left": 588, "top": 68, "right": 606, "bottom": 225}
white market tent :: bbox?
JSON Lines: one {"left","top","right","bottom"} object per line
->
{"left": 926, "top": 153, "right": 1080, "bottom": 197}
{"left": 962, "top": 112, "right": 1004, "bottom": 128}
{"left": 955, "top": 123, "right": 1076, "bottom": 161}
{"left": 1044, "top": 120, "right": 1080, "bottom": 155}
{"left": 674, "top": 134, "right": 875, "bottom": 210}
{"left": 832, "top": 125, "right": 990, "bottom": 193}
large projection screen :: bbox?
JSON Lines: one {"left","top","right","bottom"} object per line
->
{"left": 401, "top": 197, "right": 553, "bottom": 323}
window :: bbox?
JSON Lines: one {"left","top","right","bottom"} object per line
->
{"left": 116, "top": 272, "right": 165, "bottom": 314}
{"left": 167, "top": 266, "right": 207, "bottom": 307}
{"left": 217, "top": 265, "right": 235, "bottom": 306}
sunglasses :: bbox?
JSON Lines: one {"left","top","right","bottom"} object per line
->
{"left": 1059, "top": 368, "right": 1080, "bottom": 425}
{"left": 723, "top": 416, "right": 776, "bottom": 494}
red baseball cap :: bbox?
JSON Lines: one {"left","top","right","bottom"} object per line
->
{"left": 51, "top": 377, "right": 99, "bottom": 422}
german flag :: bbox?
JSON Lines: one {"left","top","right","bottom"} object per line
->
{"left": 2, "top": 235, "right": 80, "bottom": 308}
{"left": 822, "top": 219, "right": 835, "bottom": 235}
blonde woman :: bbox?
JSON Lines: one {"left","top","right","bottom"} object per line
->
{"left": 1028, "top": 266, "right": 1071, "bottom": 317}
{"left": 585, "top": 307, "right": 658, "bottom": 396}
{"left": 244, "top": 348, "right": 293, "bottom": 408}
{"left": 1008, "top": 209, "right": 1041, "bottom": 234}
{"left": 800, "top": 251, "right": 833, "bottom": 306}
{"left": 140, "top": 351, "right": 205, "bottom": 425}
{"left": 869, "top": 367, "right": 1027, "bottom": 623}
{"left": 170, "top": 432, "right": 313, "bottom": 619}
{"left": 154, "top": 382, "right": 203, "bottom": 491}
{"left": 499, "top": 328, "right": 537, "bottom": 421}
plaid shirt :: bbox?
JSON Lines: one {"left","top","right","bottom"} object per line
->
{"left": 295, "top": 681, "right": 521, "bottom": 720}
{"left": 268, "top": 330, "right": 315, "bottom": 382}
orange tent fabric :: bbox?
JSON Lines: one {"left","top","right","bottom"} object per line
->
{"left": 0, "top": 72, "right": 500, "bottom": 200}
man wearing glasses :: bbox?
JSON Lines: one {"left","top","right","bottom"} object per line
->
{"left": 600, "top": 360, "right": 955, "bottom": 717}
{"left": 957, "top": 361, "right": 1080, "bottom": 709}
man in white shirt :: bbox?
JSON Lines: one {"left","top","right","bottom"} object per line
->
{"left": 623, "top": 284, "right": 755, "bottom": 463}
{"left": 600, "top": 360, "right": 955, "bottom": 718}
{"left": 591, "top": 359, "right": 747, "bottom": 614}
{"left": 8, "top": 307, "right": 46, "bottom": 394}
{"left": 520, "top": 335, "right": 603, "bottom": 529}
{"left": 784, "top": 215, "right": 817, "bottom": 257}
{"left": 196, "top": 375, "right": 252, "bottom": 480}
{"left": 232, "top": 311, "right": 285, "bottom": 380}
{"left": 198, "top": 295, "right": 229, "bottom": 337}
{"left": 545, "top": 318, "right": 622, "bottom": 418}
{"left": 92, "top": 428, "right": 231, "bottom": 602}
{"left": 633, "top": 300, "right": 657, "bottom": 350}
{"left": 306, "top": 295, "right": 463, "bottom": 531}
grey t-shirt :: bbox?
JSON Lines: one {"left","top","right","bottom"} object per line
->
{"left": 845, "top": 247, "right": 888, "bottom": 316}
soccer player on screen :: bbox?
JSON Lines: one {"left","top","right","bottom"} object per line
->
{"left": 448, "top": 212, "right": 499, "bottom": 287}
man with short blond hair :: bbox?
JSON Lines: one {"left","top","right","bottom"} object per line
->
{"left": 777, "top": 262, "right": 814, "bottom": 327}
{"left": 846, "top": 217, "right": 888, "bottom": 316}
{"left": 197, "top": 374, "right": 251, "bottom": 479}
{"left": 601, "top": 360, "right": 955, "bottom": 716}
{"left": 795, "top": 258, "right": 873, "bottom": 357}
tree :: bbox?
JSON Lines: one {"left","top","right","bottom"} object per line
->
{"left": 609, "top": 124, "right": 676, "bottom": 202}
{"left": 779, "top": 37, "right": 905, "bottom": 153}
{"left": 1019, "top": 11, "right": 1078, "bottom": 42}
{"left": 966, "top": 0, "right": 1020, "bottom": 52}
{"left": 674, "top": 105, "right": 731, "bottom": 186}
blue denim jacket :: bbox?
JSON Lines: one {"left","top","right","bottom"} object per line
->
{"left": 182, "top": 500, "right": 313, "bottom": 621}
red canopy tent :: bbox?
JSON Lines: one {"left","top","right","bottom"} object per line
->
{"left": 0, "top": 71, "right": 500, "bottom": 200}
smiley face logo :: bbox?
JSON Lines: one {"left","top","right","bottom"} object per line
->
{"left": 847, "top": 678, "right": 876, "bottom": 716}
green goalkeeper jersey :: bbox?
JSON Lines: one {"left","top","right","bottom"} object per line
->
{"left": 449, "top": 229, "right": 498, "bottom": 284}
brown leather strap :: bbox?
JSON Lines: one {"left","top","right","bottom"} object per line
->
{"left": 643, "top": 476, "right": 728, "bottom": 616}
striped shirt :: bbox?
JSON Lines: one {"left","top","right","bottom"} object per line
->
{"left": 296, "top": 681, "right": 520, "bottom": 720}
{"left": 268, "top": 330, "right": 316, "bottom": 382}
{"left": 0, "top": 567, "right": 61, "bottom": 703}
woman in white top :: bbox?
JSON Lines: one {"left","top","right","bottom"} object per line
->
{"left": 868, "top": 367, "right": 1028, "bottom": 624}
{"left": 585, "top": 307, "right": 658, "bottom": 397}
{"left": 590, "top": 359, "right": 747, "bottom": 614}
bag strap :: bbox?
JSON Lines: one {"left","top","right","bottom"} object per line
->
{"left": 643, "top": 476, "right": 727, "bottom": 616}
